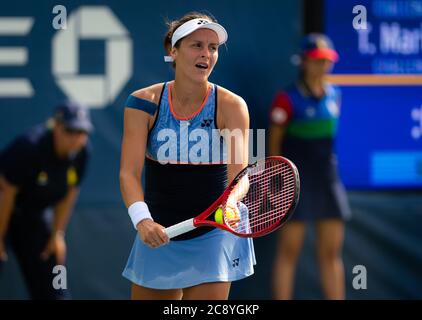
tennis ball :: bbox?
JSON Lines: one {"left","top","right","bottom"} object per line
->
{"left": 214, "top": 207, "right": 224, "bottom": 224}
{"left": 225, "top": 207, "right": 237, "bottom": 220}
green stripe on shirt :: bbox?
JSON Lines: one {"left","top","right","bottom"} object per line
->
{"left": 286, "top": 119, "right": 337, "bottom": 138}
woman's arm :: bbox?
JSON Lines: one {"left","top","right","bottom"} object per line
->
{"left": 120, "top": 89, "right": 169, "bottom": 248}
{"left": 119, "top": 107, "right": 149, "bottom": 207}
{"left": 220, "top": 94, "right": 250, "bottom": 183}
{"left": 217, "top": 92, "right": 250, "bottom": 216}
{"left": 268, "top": 91, "right": 292, "bottom": 156}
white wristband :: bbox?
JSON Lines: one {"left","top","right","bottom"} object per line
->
{"left": 128, "top": 201, "right": 153, "bottom": 230}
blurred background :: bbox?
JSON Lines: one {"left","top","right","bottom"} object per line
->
{"left": 0, "top": 0, "right": 421, "bottom": 299}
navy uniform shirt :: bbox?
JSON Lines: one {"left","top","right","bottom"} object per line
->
{"left": 0, "top": 125, "right": 90, "bottom": 214}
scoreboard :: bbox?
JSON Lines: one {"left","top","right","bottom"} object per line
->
{"left": 325, "top": 0, "right": 422, "bottom": 188}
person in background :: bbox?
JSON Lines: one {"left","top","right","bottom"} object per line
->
{"left": 269, "top": 33, "right": 351, "bottom": 300}
{"left": 0, "top": 101, "right": 92, "bottom": 299}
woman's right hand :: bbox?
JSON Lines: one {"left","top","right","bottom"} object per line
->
{"left": 136, "top": 219, "right": 169, "bottom": 249}
{"left": 0, "top": 239, "right": 8, "bottom": 262}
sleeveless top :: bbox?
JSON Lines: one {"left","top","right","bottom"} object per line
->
{"left": 128, "top": 82, "right": 228, "bottom": 240}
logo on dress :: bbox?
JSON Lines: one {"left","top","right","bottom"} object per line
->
{"left": 232, "top": 258, "right": 240, "bottom": 267}
{"left": 201, "top": 119, "right": 213, "bottom": 127}
{"left": 37, "top": 171, "right": 48, "bottom": 186}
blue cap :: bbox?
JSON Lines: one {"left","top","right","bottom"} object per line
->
{"left": 54, "top": 101, "right": 93, "bottom": 133}
{"left": 301, "top": 33, "right": 339, "bottom": 62}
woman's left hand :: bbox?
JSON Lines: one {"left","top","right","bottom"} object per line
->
{"left": 41, "top": 232, "right": 66, "bottom": 265}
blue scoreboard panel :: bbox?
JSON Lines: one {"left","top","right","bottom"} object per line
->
{"left": 325, "top": 0, "right": 422, "bottom": 188}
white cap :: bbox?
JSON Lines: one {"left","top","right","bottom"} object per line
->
{"left": 171, "top": 18, "right": 228, "bottom": 48}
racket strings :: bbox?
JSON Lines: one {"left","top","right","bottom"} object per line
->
{"left": 239, "top": 189, "right": 295, "bottom": 232}
{"left": 224, "top": 160, "right": 297, "bottom": 234}
{"left": 243, "top": 178, "right": 295, "bottom": 212}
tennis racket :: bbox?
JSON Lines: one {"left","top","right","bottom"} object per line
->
{"left": 164, "top": 156, "right": 300, "bottom": 239}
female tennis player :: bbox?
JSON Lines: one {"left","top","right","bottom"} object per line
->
{"left": 120, "top": 12, "right": 255, "bottom": 300}
{"left": 269, "top": 33, "right": 351, "bottom": 300}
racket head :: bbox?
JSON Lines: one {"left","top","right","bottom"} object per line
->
{"left": 194, "top": 156, "right": 300, "bottom": 238}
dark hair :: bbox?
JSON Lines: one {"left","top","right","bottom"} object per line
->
{"left": 163, "top": 12, "right": 218, "bottom": 68}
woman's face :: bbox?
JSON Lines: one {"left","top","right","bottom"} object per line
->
{"left": 171, "top": 28, "right": 219, "bottom": 83}
{"left": 302, "top": 57, "right": 334, "bottom": 78}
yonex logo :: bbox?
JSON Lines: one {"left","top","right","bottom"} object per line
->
{"left": 197, "top": 20, "right": 209, "bottom": 25}
{"left": 201, "top": 119, "right": 213, "bottom": 127}
{"left": 232, "top": 258, "right": 239, "bottom": 267}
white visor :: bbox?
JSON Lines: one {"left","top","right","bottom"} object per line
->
{"left": 171, "top": 18, "right": 228, "bottom": 48}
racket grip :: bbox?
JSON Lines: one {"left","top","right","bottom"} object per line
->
{"left": 164, "top": 218, "right": 196, "bottom": 239}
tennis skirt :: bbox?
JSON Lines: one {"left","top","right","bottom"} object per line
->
{"left": 122, "top": 228, "right": 256, "bottom": 289}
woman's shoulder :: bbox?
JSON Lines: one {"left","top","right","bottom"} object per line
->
{"left": 130, "top": 82, "right": 166, "bottom": 105}
{"left": 215, "top": 84, "right": 247, "bottom": 110}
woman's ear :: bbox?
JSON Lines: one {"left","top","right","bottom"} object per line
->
{"left": 170, "top": 47, "right": 177, "bottom": 61}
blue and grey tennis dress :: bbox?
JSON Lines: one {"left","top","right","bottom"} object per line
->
{"left": 122, "top": 82, "right": 256, "bottom": 289}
